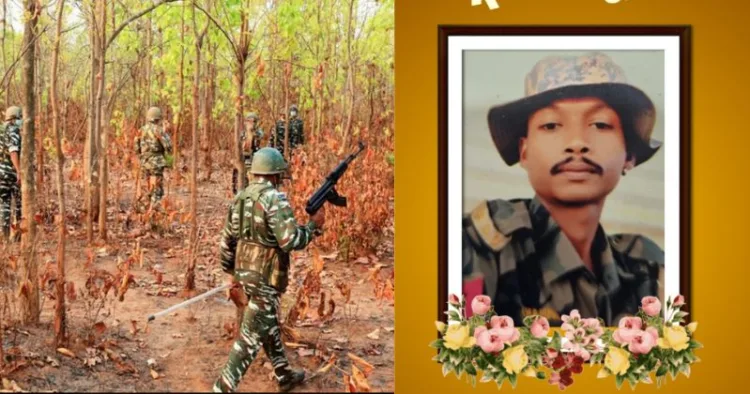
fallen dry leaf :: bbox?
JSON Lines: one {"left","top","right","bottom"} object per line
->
{"left": 351, "top": 365, "right": 371, "bottom": 392}
{"left": 316, "top": 354, "right": 337, "bottom": 374}
{"left": 284, "top": 342, "right": 308, "bottom": 349}
{"left": 297, "top": 348, "right": 316, "bottom": 357}
{"left": 46, "top": 357, "right": 60, "bottom": 367}
{"left": 150, "top": 369, "right": 160, "bottom": 379}
{"left": 384, "top": 327, "right": 394, "bottom": 333}
{"left": 171, "top": 333, "right": 184, "bottom": 339}
{"left": 366, "top": 329, "right": 380, "bottom": 340}
{"left": 56, "top": 348, "right": 75, "bottom": 358}
{"left": 347, "top": 353, "right": 374, "bottom": 376}
{"left": 344, "top": 375, "right": 357, "bottom": 392}
{"left": 93, "top": 322, "right": 107, "bottom": 336}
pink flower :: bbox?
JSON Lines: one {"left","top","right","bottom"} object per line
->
{"left": 449, "top": 294, "right": 460, "bottom": 305}
{"left": 489, "top": 316, "right": 519, "bottom": 344}
{"left": 470, "top": 295, "right": 492, "bottom": 315}
{"left": 645, "top": 326, "right": 659, "bottom": 343}
{"left": 673, "top": 295, "right": 685, "bottom": 307}
{"left": 613, "top": 317, "right": 643, "bottom": 345}
{"left": 530, "top": 317, "right": 550, "bottom": 338}
{"left": 546, "top": 348, "right": 559, "bottom": 359}
{"left": 575, "top": 347, "right": 591, "bottom": 362}
{"left": 476, "top": 328, "right": 506, "bottom": 353}
{"left": 629, "top": 330, "right": 657, "bottom": 354}
{"left": 474, "top": 326, "right": 488, "bottom": 338}
{"left": 641, "top": 296, "right": 661, "bottom": 317}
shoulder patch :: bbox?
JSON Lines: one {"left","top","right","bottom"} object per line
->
{"left": 467, "top": 200, "right": 511, "bottom": 252}
{"left": 609, "top": 233, "right": 665, "bottom": 266}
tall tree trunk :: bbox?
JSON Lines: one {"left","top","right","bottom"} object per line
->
{"left": 34, "top": 35, "right": 44, "bottom": 197}
{"left": 175, "top": 1, "right": 185, "bottom": 174}
{"left": 85, "top": 3, "right": 100, "bottom": 243}
{"left": 51, "top": 0, "right": 67, "bottom": 347}
{"left": 97, "top": 0, "right": 108, "bottom": 240}
{"left": 18, "top": 0, "right": 39, "bottom": 325}
{"left": 1, "top": 0, "right": 8, "bottom": 104}
{"left": 186, "top": 4, "right": 208, "bottom": 292}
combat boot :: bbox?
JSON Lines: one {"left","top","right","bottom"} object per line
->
{"left": 277, "top": 369, "right": 305, "bottom": 392}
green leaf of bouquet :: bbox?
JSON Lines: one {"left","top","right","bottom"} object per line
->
{"left": 448, "top": 311, "right": 461, "bottom": 321}
{"left": 439, "top": 350, "right": 450, "bottom": 363}
{"left": 470, "top": 375, "right": 477, "bottom": 387}
{"left": 442, "top": 362, "right": 453, "bottom": 377}
{"left": 536, "top": 371, "right": 546, "bottom": 380}
{"left": 509, "top": 373, "right": 518, "bottom": 388}
{"left": 480, "top": 373, "right": 494, "bottom": 383}
{"left": 429, "top": 339, "right": 444, "bottom": 349}
{"left": 628, "top": 375, "right": 638, "bottom": 390}
{"left": 465, "top": 363, "right": 478, "bottom": 376}
{"left": 615, "top": 375, "right": 624, "bottom": 390}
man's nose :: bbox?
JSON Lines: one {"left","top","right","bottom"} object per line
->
{"left": 564, "top": 130, "right": 590, "bottom": 155}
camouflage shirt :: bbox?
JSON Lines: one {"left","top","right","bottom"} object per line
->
{"left": 0, "top": 120, "right": 20, "bottom": 177}
{"left": 271, "top": 118, "right": 304, "bottom": 155}
{"left": 134, "top": 122, "right": 173, "bottom": 170}
{"left": 240, "top": 126, "right": 264, "bottom": 163}
{"left": 462, "top": 197, "right": 664, "bottom": 327}
{"left": 219, "top": 178, "right": 319, "bottom": 292}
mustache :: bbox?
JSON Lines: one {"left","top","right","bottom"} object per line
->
{"left": 550, "top": 157, "right": 604, "bottom": 175}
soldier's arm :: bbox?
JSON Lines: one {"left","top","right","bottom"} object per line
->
{"left": 219, "top": 204, "right": 239, "bottom": 274}
{"left": 8, "top": 128, "right": 21, "bottom": 174}
{"left": 299, "top": 121, "right": 305, "bottom": 144}
{"left": 267, "top": 192, "right": 318, "bottom": 253}
{"left": 160, "top": 128, "right": 173, "bottom": 153}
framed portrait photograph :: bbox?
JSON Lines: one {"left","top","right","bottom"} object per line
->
{"left": 437, "top": 26, "right": 692, "bottom": 328}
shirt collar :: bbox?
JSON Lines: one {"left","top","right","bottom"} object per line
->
{"left": 530, "top": 196, "right": 622, "bottom": 294}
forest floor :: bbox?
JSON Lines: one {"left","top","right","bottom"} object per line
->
{"left": 0, "top": 154, "right": 394, "bottom": 392}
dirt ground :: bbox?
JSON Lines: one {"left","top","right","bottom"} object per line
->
{"left": 0, "top": 159, "right": 395, "bottom": 392}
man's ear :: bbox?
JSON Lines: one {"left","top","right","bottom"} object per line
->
{"left": 624, "top": 153, "right": 636, "bottom": 171}
{"left": 519, "top": 137, "right": 528, "bottom": 169}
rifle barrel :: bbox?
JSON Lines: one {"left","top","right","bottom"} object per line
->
{"left": 147, "top": 283, "right": 232, "bottom": 322}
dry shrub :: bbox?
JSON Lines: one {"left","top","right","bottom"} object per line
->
{"left": 287, "top": 128, "right": 394, "bottom": 260}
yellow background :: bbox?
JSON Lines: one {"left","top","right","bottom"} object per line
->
{"left": 395, "top": 0, "right": 744, "bottom": 393}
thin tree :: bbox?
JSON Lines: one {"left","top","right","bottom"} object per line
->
{"left": 18, "top": 0, "right": 39, "bottom": 324}
{"left": 50, "top": 0, "right": 67, "bottom": 347}
{"left": 185, "top": 1, "right": 209, "bottom": 292}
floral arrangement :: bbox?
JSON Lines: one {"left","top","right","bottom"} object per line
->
{"left": 430, "top": 294, "right": 702, "bottom": 390}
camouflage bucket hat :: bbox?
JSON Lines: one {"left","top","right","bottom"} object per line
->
{"left": 487, "top": 52, "right": 661, "bottom": 167}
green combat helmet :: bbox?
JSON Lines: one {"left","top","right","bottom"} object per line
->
{"left": 289, "top": 104, "right": 298, "bottom": 117}
{"left": 250, "top": 147, "right": 288, "bottom": 175}
{"left": 5, "top": 106, "right": 21, "bottom": 121}
{"left": 147, "top": 107, "right": 162, "bottom": 122}
{"left": 245, "top": 112, "right": 259, "bottom": 121}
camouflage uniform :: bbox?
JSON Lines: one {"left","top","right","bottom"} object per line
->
{"left": 271, "top": 106, "right": 304, "bottom": 158}
{"left": 214, "top": 148, "right": 320, "bottom": 393}
{"left": 0, "top": 115, "right": 21, "bottom": 241}
{"left": 462, "top": 197, "right": 664, "bottom": 327}
{"left": 134, "top": 114, "right": 172, "bottom": 207}
{"left": 463, "top": 52, "right": 665, "bottom": 326}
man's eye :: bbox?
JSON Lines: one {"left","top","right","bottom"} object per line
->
{"left": 592, "top": 122, "right": 614, "bottom": 130}
{"left": 540, "top": 123, "right": 559, "bottom": 131}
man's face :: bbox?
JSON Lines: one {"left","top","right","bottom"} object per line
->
{"left": 519, "top": 97, "right": 635, "bottom": 204}
{"left": 246, "top": 118, "right": 255, "bottom": 129}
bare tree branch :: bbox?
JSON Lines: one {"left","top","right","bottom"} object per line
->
{"left": 105, "top": 0, "right": 181, "bottom": 51}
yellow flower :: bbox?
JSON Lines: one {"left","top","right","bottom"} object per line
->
{"left": 658, "top": 325, "right": 690, "bottom": 351}
{"left": 435, "top": 321, "right": 447, "bottom": 334}
{"left": 686, "top": 322, "right": 698, "bottom": 334}
{"left": 502, "top": 345, "right": 529, "bottom": 374}
{"left": 604, "top": 346, "right": 631, "bottom": 376}
{"left": 443, "top": 324, "right": 475, "bottom": 350}
{"left": 523, "top": 366, "right": 537, "bottom": 378}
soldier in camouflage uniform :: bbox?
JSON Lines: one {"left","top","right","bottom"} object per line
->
{"left": 232, "top": 112, "right": 265, "bottom": 194}
{"left": 134, "top": 107, "right": 172, "bottom": 210}
{"left": 271, "top": 104, "right": 304, "bottom": 159}
{"left": 462, "top": 52, "right": 665, "bottom": 327}
{"left": 0, "top": 106, "right": 22, "bottom": 242}
{"left": 213, "top": 147, "right": 326, "bottom": 393}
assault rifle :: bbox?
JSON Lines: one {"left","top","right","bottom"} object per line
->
{"left": 305, "top": 141, "right": 366, "bottom": 215}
